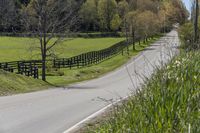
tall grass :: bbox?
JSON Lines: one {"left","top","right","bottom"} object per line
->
{"left": 88, "top": 51, "right": 200, "bottom": 132}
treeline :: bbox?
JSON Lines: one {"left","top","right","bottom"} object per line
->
{"left": 0, "top": 0, "right": 188, "bottom": 33}
{"left": 179, "top": 0, "right": 200, "bottom": 50}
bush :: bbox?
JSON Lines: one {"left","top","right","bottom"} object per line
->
{"left": 179, "top": 22, "right": 193, "bottom": 49}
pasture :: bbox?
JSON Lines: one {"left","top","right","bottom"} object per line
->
{"left": 0, "top": 37, "right": 124, "bottom": 62}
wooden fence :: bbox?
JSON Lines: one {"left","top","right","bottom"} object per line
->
{"left": 0, "top": 60, "right": 42, "bottom": 79}
{"left": 53, "top": 40, "right": 129, "bottom": 68}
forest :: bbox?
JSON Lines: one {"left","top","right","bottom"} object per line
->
{"left": 0, "top": 0, "right": 188, "bottom": 33}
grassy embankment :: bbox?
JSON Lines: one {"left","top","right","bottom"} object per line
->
{"left": 85, "top": 45, "right": 200, "bottom": 131}
{"left": 0, "top": 70, "right": 49, "bottom": 96}
{"left": 0, "top": 36, "right": 160, "bottom": 95}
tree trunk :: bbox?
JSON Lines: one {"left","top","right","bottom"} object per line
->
{"left": 42, "top": 54, "right": 46, "bottom": 81}
{"left": 143, "top": 38, "right": 145, "bottom": 44}
{"left": 42, "top": 14, "right": 47, "bottom": 81}
{"left": 124, "top": 19, "right": 129, "bottom": 55}
{"left": 41, "top": 37, "right": 47, "bottom": 81}
{"left": 132, "top": 28, "right": 135, "bottom": 50}
{"left": 194, "top": 0, "right": 199, "bottom": 43}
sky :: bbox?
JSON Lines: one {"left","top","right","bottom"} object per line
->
{"left": 182, "top": 0, "right": 192, "bottom": 14}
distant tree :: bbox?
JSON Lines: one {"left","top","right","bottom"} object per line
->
{"left": 111, "top": 14, "right": 122, "bottom": 31}
{"left": 17, "top": 0, "right": 30, "bottom": 5}
{"left": 194, "top": 0, "right": 199, "bottom": 43}
{"left": 22, "top": 0, "right": 84, "bottom": 81}
{"left": 136, "top": 11, "right": 158, "bottom": 42}
{"left": 126, "top": 11, "right": 138, "bottom": 50}
{"left": 79, "top": 0, "right": 99, "bottom": 31}
{"left": 117, "top": 0, "right": 129, "bottom": 19}
{"left": 137, "top": 0, "right": 159, "bottom": 13}
{"left": 128, "top": 0, "right": 138, "bottom": 10}
{"left": 0, "top": 0, "right": 16, "bottom": 32}
{"left": 98, "top": 0, "right": 117, "bottom": 31}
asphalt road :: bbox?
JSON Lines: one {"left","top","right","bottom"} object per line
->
{"left": 0, "top": 30, "right": 180, "bottom": 133}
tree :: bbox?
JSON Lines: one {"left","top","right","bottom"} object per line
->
{"left": 194, "top": 0, "right": 199, "bottom": 43}
{"left": 0, "top": 0, "right": 16, "bottom": 32}
{"left": 111, "top": 14, "right": 122, "bottom": 31}
{"left": 98, "top": 0, "right": 117, "bottom": 31}
{"left": 126, "top": 11, "right": 138, "bottom": 50}
{"left": 118, "top": 0, "right": 129, "bottom": 19}
{"left": 79, "top": 0, "right": 99, "bottom": 31}
{"left": 136, "top": 11, "right": 158, "bottom": 43}
{"left": 22, "top": 0, "right": 84, "bottom": 81}
{"left": 137, "top": 0, "right": 159, "bottom": 13}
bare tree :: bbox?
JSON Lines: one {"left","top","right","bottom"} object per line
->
{"left": 22, "top": 0, "right": 84, "bottom": 81}
{"left": 194, "top": 0, "right": 199, "bottom": 43}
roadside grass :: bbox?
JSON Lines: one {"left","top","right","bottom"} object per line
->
{"left": 0, "top": 37, "right": 124, "bottom": 62}
{"left": 0, "top": 70, "right": 49, "bottom": 96}
{"left": 86, "top": 50, "right": 200, "bottom": 133}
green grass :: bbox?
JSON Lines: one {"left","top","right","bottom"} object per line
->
{"left": 86, "top": 50, "right": 200, "bottom": 133}
{"left": 0, "top": 70, "right": 49, "bottom": 96}
{"left": 0, "top": 37, "right": 124, "bottom": 62}
{"left": 0, "top": 36, "right": 160, "bottom": 95}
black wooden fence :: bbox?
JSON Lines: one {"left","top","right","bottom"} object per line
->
{"left": 53, "top": 40, "right": 129, "bottom": 68}
{"left": 0, "top": 60, "right": 42, "bottom": 79}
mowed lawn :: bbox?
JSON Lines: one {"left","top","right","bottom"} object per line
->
{"left": 0, "top": 37, "right": 124, "bottom": 62}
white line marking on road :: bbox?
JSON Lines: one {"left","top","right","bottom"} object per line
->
{"left": 63, "top": 96, "right": 129, "bottom": 133}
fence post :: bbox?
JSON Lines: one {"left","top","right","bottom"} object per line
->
{"left": 53, "top": 59, "right": 56, "bottom": 68}
{"left": 69, "top": 58, "right": 72, "bottom": 69}
{"left": 34, "top": 66, "right": 39, "bottom": 79}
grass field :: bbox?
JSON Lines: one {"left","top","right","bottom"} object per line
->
{"left": 0, "top": 36, "right": 160, "bottom": 95}
{"left": 0, "top": 37, "right": 124, "bottom": 62}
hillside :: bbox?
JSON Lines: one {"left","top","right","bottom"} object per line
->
{"left": 0, "top": 70, "right": 49, "bottom": 96}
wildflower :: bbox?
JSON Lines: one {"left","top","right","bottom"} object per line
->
{"left": 175, "top": 60, "right": 181, "bottom": 67}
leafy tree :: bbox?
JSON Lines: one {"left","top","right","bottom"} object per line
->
{"left": 111, "top": 14, "right": 122, "bottom": 31}
{"left": 98, "top": 0, "right": 117, "bottom": 31}
{"left": 0, "top": 0, "right": 16, "bottom": 32}
{"left": 117, "top": 0, "right": 129, "bottom": 19}
{"left": 79, "top": 0, "right": 99, "bottom": 31}
{"left": 137, "top": 0, "right": 159, "bottom": 13}
{"left": 136, "top": 11, "right": 158, "bottom": 42}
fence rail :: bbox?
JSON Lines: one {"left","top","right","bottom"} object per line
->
{"left": 0, "top": 60, "right": 41, "bottom": 79}
{"left": 53, "top": 40, "right": 129, "bottom": 68}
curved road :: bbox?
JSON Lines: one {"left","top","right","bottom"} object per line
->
{"left": 0, "top": 30, "right": 179, "bottom": 133}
